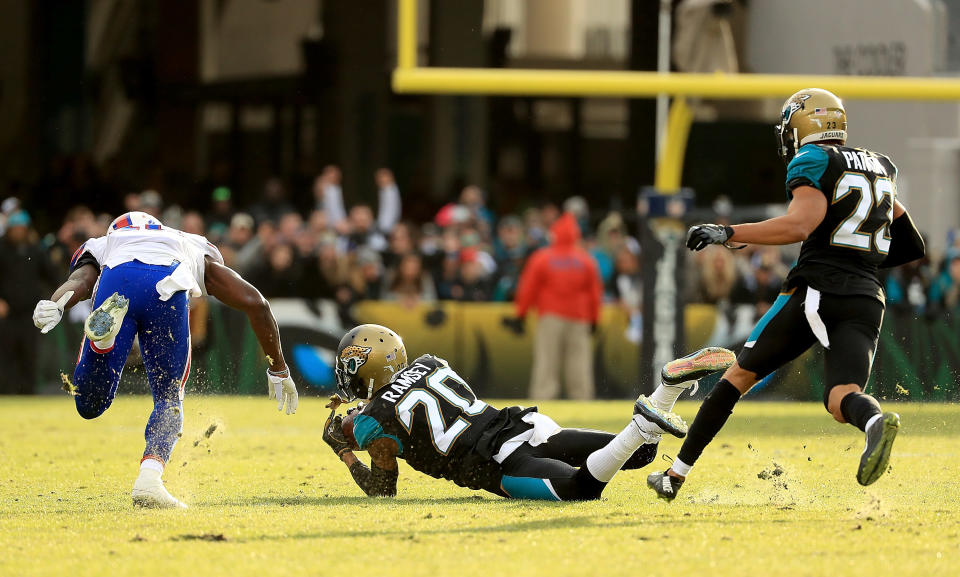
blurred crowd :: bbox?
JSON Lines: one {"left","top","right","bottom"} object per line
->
{"left": 0, "top": 169, "right": 654, "bottom": 333}
{"left": 884, "top": 234, "right": 960, "bottom": 319}
{"left": 1, "top": 168, "right": 959, "bottom": 349}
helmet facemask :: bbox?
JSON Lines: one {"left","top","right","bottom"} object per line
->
{"left": 775, "top": 122, "right": 798, "bottom": 164}
{"left": 334, "top": 357, "right": 356, "bottom": 402}
{"left": 334, "top": 352, "right": 369, "bottom": 402}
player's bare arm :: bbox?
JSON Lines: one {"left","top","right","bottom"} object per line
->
{"left": 33, "top": 263, "right": 101, "bottom": 333}
{"left": 686, "top": 186, "right": 828, "bottom": 250}
{"left": 323, "top": 409, "right": 398, "bottom": 497}
{"left": 204, "top": 258, "right": 285, "bottom": 371}
{"left": 204, "top": 258, "right": 298, "bottom": 414}
{"left": 50, "top": 263, "right": 100, "bottom": 308}
{"left": 346, "top": 439, "right": 400, "bottom": 497}
{"left": 727, "top": 186, "right": 827, "bottom": 245}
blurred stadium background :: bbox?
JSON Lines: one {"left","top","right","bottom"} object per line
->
{"left": 2, "top": 0, "right": 960, "bottom": 401}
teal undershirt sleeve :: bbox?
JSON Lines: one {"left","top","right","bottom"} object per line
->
{"left": 785, "top": 144, "right": 830, "bottom": 199}
{"left": 351, "top": 414, "right": 403, "bottom": 454}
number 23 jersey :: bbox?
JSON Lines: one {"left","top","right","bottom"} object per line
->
{"left": 784, "top": 143, "right": 898, "bottom": 302}
{"left": 350, "top": 354, "right": 511, "bottom": 491}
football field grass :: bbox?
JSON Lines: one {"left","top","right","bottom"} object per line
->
{"left": 1, "top": 396, "right": 958, "bottom": 577}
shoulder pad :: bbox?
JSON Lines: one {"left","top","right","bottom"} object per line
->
{"left": 412, "top": 353, "right": 447, "bottom": 367}
{"left": 785, "top": 144, "right": 831, "bottom": 198}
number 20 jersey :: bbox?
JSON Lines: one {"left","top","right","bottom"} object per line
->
{"left": 783, "top": 143, "right": 898, "bottom": 302}
{"left": 352, "top": 355, "right": 524, "bottom": 492}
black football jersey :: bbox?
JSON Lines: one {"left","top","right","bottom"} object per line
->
{"left": 783, "top": 143, "right": 897, "bottom": 302}
{"left": 352, "top": 354, "right": 529, "bottom": 492}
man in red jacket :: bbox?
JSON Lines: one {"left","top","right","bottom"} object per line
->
{"left": 512, "top": 212, "right": 603, "bottom": 399}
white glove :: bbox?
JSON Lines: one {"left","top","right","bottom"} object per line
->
{"left": 33, "top": 291, "right": 74, "bottom": 334}
{"left": 267, "top": 370, "right": 298, "bottom": 415}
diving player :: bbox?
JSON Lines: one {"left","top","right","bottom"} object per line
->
{"left": 32, "top": 211, "right": 299, "bottom": 508}
{"left": 322, "top": 324, "right": 735, "bottom": 500}
{"left": 646, "top": 88, "right": 926, "bottom": 501}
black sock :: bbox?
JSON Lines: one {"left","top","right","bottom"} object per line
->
{"left": 572, "top": 467, "right": 607, "bottom": 500}
{"left": 677, "top": 379, "right": 741, "bottom": 467}
{"left": 840, "top": 392, "right": 882, "bottom": 432}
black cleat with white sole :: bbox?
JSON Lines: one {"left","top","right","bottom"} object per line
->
{"left": 857, "top": 412, "right": 900, "bottom": 486}
{"left": 647, "top": 470, "right": 684, "bottom": 501}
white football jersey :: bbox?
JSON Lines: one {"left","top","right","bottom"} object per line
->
{"left": 72, "top": 225, "right": 224, "bottom": 300}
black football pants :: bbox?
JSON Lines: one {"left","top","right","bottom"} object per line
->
{"left": 497, "top": 428, "right": 657, "bottom": 501}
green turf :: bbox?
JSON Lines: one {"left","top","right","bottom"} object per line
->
{"left": 1, "top": 396, "right": 959, "bottom": 576}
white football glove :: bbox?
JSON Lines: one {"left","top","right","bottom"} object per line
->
{"left": 33, "top": 291, "right": 74, "bottom": 334}
{"left": 267, "top": 370, "right": 298, "bottom": 415}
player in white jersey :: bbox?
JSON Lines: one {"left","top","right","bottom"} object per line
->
{"left": 32, "top": 211, "right": 298, "bottom": 508}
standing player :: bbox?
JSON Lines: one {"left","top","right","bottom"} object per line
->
{"left": 646, "top": 88, "right": 925, "bottom": 501}
{"left": 32, "top": 211, "right": 298, "bottom": 508}
{"left": 322, "top": 324, "right": 735, "bottom": 500}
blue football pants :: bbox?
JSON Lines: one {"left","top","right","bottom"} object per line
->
{"left": 73, "top": 261, "right": 191, "bottom": 466}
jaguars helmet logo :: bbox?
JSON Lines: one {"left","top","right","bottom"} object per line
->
{"left": 781, "top": 93, "right": 811, "bottom": 124}
{"left": 339, "top": 345, "right": 372, "bottom": 375}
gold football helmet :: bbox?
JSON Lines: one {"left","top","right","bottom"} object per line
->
{"left": 775, "top": 88, "right": 847, "bottom": 163}
{"left": 335, "top": 324, "right": 408, "bottom": 401}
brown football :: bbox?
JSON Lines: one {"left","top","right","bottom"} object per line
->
{"left": 341, "top": 411, "right": 359, "bottom": 450}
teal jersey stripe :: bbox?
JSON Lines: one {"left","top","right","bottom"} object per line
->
{"left": 351, "top": 414, "right": 403, "bottom": 454}
{"left": 745, "top": 291, "right": 793, "bottom": 345}
{"left": 785, "top": 144, "right": 830, "bottom": 198}
{"left": 500, "top": 476, "right": 561, "bottom": 501}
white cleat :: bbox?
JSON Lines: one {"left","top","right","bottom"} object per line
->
{"left": 85, "top": 292, "right": 129, "bottom": 343}
{"left": 132, "top": 475, "right": 188, "bottom": 509}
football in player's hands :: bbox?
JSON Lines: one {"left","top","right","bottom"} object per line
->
{"left": 341, "top": 411, "right": 360, "bottom": 450}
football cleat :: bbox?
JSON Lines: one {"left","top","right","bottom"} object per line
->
{"left": 132, "top": 475, "right": 188, "bottom": 509}
{"left": 84, "top": 292, "right": 129, "bottom": 343}
{"left": 661, "top": 347, "right": 736, "bottom": 387}
{"left": 633, "top": 395, "right": 688, "bottom": 439}
{"left": 857, "top": 412, "right": 900, "bottom": 486}
{"left": 647, "top": 470, "right": 685, "bottom": 501}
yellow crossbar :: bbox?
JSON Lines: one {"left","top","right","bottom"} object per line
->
{"left": 393, "top": 67, "right": 960, "bottom": 101}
